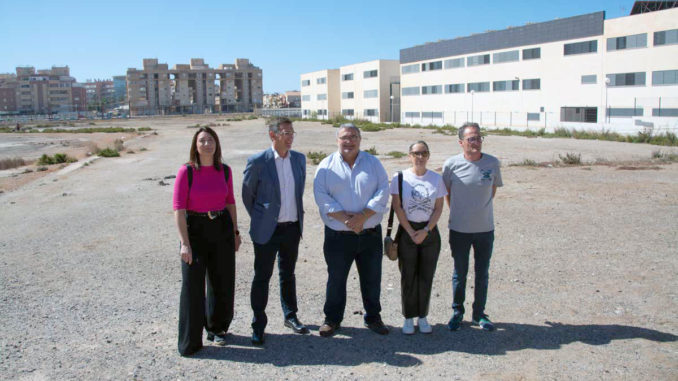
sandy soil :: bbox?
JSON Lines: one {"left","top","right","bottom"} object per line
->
{"left": 1, "top": 116, "right": 676, "bottom": 380}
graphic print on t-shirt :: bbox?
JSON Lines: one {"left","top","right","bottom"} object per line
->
{"left": 481, "top": 169, "right": 493, "bottom": 182}
{"left": 408, "top": 184, "right": 432, "bottom": 215}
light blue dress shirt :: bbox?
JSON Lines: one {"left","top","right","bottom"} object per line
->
{"left": 313, "top": 151, "right": 389, "bottom": 231}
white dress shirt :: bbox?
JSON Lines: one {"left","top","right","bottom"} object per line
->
{"left": 273, "top": 146, "right": 298, "bottom": 222}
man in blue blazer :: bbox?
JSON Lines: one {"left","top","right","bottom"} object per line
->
{"left": 242, "top": 117, "right": 307, "bottom": 345}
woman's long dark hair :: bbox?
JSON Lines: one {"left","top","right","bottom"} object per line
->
{"left": 188, "top": 126, "right": 223, "bottom": 170}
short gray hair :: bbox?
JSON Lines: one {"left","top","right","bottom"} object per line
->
{"left": 337, "top": 123, "right": 361, "bottom": 138}
{"left": 458, "top": 122, "right": 480, "bottom": 140}
{"left": 268, "top": 117, "right": 293, "bottom": 134}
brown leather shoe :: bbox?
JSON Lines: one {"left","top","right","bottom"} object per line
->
{"left": 319, "top": 321, "right": 340, "bottom": 337}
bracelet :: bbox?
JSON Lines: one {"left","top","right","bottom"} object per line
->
{"left": 235, "top": 230, "right": 240, "bottom": 236}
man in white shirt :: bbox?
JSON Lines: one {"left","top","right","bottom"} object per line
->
{"left": 313, "top": 123, "right": 390, "bottom": 337}
{"left": 242, "top": 118, "right": 308, "bottom": 345}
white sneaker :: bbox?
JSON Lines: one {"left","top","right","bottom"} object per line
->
{"left": 418, "top": 317, "right": 432, "bottom": 334}
{"left": 402, "top": 318, "right": 415, "bottom": 335}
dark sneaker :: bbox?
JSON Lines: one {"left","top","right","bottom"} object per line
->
{"left": 206, "top": 331, "right": 227, "bottom": 346}
{"left": 472, "top": 315, "right": 495, "bottom": 331}
{"left": 447, "top": 313, "right": 463, "bottom": 331}
{"left": 365, "top": 320, "right": 389, "bottom": 335}
{"left": 284, "top": 317, "right": 310, "bottom": 334}
{"left": 319, "top": 321, "right": 340, "bottom": 337}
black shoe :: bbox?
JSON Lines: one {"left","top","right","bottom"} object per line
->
{"left": 251, "top": 328, "right": 265, "bottom": 345}
{"left": 319, "top": 321, "right": 340, "bottom": 337}
{"left": 365, "top": 320, "right": 389, "bottom": 335}
{"left": 206, "top": 331, "right": 227, "bottom": 346}
{"left": 284, "top": 317, "right": 310, "bottom": 334}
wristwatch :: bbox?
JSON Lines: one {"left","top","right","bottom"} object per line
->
{"left": 424, "top": 226, "right": 430, "bottom": 233}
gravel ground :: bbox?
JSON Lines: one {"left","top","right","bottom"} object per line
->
{"left": 1, "top": 117, "right": 677, "bottom": 380}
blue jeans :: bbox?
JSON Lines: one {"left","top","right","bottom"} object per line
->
{"left": 449, "top": 230, "right": 494, "bottom": 320}
{"left": 323, "top": 226, "right": 383, "bottom": 324}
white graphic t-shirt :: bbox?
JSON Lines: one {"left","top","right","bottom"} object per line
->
{"left": 389, "top": 169, "right": 448, "bottom": 223}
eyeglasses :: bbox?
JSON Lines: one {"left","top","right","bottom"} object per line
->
{"left": 278, "top": 131, "right": 296, "bottom": 137}
{"left": 463, "top": 136, "right": 484, "bottom": 143}
{"left": 409, "top": 151, "right": 429, "bottom": 158}
{"left": 338, "top": 135, "right": 360, "bottom": 142}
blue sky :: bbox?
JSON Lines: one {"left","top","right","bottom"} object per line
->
{"left": 1, "top": 0, "right": 632, "bottom": 93}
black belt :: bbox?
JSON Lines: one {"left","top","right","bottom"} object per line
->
{"left": 187, "top": 209, "right": 226, "bottom": 220}
{"left": 335, "top": 226, "right": 378, "bottom": 236}
{"left": 277, "top": 221, "right": 298, "bottom": 227}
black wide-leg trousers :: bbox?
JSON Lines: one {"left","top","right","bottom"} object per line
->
{"left": 178, "top": 211, "right": 235, "bottom": 356}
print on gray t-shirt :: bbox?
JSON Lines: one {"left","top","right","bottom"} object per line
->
{"left": 442, "top": 153, "right": 503, "bottom": 233}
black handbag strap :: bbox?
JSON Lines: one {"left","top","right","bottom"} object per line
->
{"left": 386, "top": 171, "right": 403, "bottom": 238}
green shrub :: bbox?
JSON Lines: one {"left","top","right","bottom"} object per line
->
{"left": 307, "top": 151, "right": 327, "bottom": 165}
{"left": 559, "top": 152, "right": 582, "bottom": 165}
{"left": 509, "top": 159, "right": 539, "bottom": 167}
{"left": 365, "top": 146, "right": 378, "bottom": 155}
{"left": 98, "top": 148, "right": 120, "bottom": 157}
{"left": 652, "top": 150, "right": 678, "bottom": 162}
{"left": 37, "top": 166, "right": 48, "bottom": 171}
{"left": 137, "top": 127, "right": 152, "bottom": 131}
{"left": 387, "top": 151, "right": 407, "bottom": 158}
{"left": 37, "top": 153, "right": 76, "bottom": 165}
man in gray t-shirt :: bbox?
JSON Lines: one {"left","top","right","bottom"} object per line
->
{"left": 442, "top": 122, "right": 502, "bottom": 332}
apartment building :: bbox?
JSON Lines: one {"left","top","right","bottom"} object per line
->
{"left": 83, "top": 79, "right": 116, "bottom": 106}
{"left": 399, "top": 6, "right": 678, "bottom": 132}
{"left": 4, "top": 66, "right": 78, "bottom": 114}
{"left": 338, "top": 60, "right": 400, "bottom": 123}
{"left": 300, "top": 69, "right": 339, "bottom": 119}
{"left": 126, "top": 58, "right": 263, "bottom": 116}
{"left": 112, "top": 75, "right": 127, "bottom": 102}
{"left": 300, "top": 60, "right": 400, "bottom": 122}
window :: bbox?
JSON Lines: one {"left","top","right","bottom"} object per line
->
{"left": 467, "top": 54, "right": 490, "bottom": 66}
{"left": 405, "top": 112, "right": 420, "bottom": 118}
{"left": 607, "top": 108, "right": 643, "bottom": 117}
{"left": 364, "top": 109, "right": 378, "bottom": 116}
{"left": 527, "top": 113, "right": 540, "bottom": 121}
{"left": 581, "top": 75, "right": 597, "bottom": 84}
{"left": 422, "top": 112, "right": 443, "bottom": 118}
{"left": 401, "top": 87, "right": 420, "bottom": 96}
{"left": 606, "top": 72, "right": 645, "bottom": 87}
{"left": 607, "top": 33, "right": 647, "bottom": 51}
{"left": 445, "top": 83, "right": 464, "bottom": 93}
{"left": 342, "top": 91, "right": 354, "bottom": 99}
{"left": 444, "top": 57, "right": 465, "bottom": 69}
{"left": 421, "top": 61, "right": 442, "bottom": 71}
{"left": 493, "top": 80, "right": 519, "bottom": 92}
{"left": 363, "top": 70, "right": 378, "bottom": 78}
{"left": 653, "top": 108, "right": 678, "bottom": 117}
{"left": 654, "top": 29, "right": 678, "bottom": 46}
{"left": 564, "top": 40, "right": 597, "bottom": 55}
{"left": 401, "top": 64, "right": 420, "bottom": 74}
{"left": 523, "top": 47, "right": 541, "bottom": 60}
{"left": 342, "top": 109, "right": 354, "bottom": 116}
{"left": 301, "top": 95, "right": 310, "bottom": 101}
{"left": 342, "top": 73, "right": 353, "bottom": 81}
{"left": 317, "top": 93, "right": 327, "bottom": 100}
{"left": 467, "top": 82, "right": 490, "bottom": 92}
{"left": 493, "top": 50, "right": 519, "bottom": 64}
{"left": 316, "top": 77, "right": 326, "bottom": 85}
{"left": 421, "top": 85, "right": 442, "bottom": 95}
{"left": 652, "top": 70, "right": 678, "bottom": 86}
{"left": 522, "top": 78, "right": 541, "bottom": 90}
{"left": 364, "top": 89, "right": 378, "bottom": 98}
{"left": 302, "top": 109, "right": 310, "bottom": 116}
{"left": 301, "top": 80, "right": 310, "bottom": 87}
{"left": 561, "top": 107, "right": 598, "bottom": 123}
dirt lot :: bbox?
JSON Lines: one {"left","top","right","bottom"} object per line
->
{"left": 1, "top": 116, "right": 676, "bottom": 380}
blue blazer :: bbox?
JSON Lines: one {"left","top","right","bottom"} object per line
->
{"left": 242, "top": 148, "right": 306, "bottom": 244}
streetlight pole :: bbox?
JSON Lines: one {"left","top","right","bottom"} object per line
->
{"left": 470, "top": 90, "right": 475, "bottom": 122}
{"left": 605, "top": 77, "right": 610, "bottom": 124}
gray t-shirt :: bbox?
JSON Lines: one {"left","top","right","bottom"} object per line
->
{"left": 442, "top": 153, "right": 503, "bottom": 233}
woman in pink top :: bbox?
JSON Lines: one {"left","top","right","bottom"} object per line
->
{"left": 173, "top": 127, "right": 241, "bottom": 356}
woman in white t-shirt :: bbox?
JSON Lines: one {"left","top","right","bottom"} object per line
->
{"left": 390, "top": 141, "right": 447, "bottom": 335}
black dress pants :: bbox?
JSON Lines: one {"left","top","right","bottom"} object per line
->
{"left": 397, "top": 222, "right": 441, "bottom": 319}
{"left": 178, "top": 211, "right": 235, "bottom": 356}
{"left": 251, "top": 222, "right": 301, "bottom": 331}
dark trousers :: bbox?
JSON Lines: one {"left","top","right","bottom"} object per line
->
{"left": 250, "top": 222, "right": 301, "bottom": 331}
{"left": 177, "top": 212, "right": 235, "bottom": 356}
{"left": 323, "top": 225, "right": 383, "bottom": 325}
{"left": 449, "top": 229, "right": 494, "bottom": 320}
{"left": 398, "top": 222, "right": 441, "bottom": 319}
